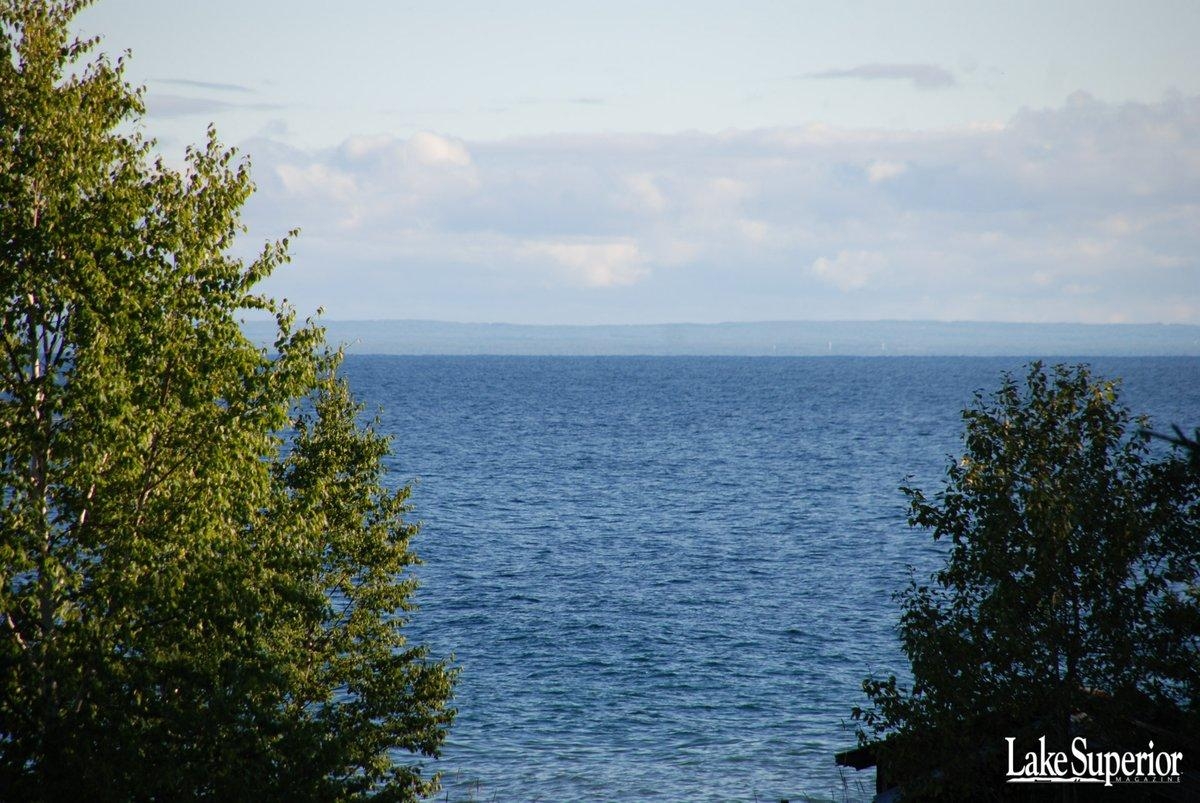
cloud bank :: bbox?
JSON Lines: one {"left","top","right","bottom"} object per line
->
{"left": 240, "top": 92, "right": 1200, "bottom": 324}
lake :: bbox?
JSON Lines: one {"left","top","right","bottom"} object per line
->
{"left": 341, "top": 356, "right": 1199, "bottom": 802}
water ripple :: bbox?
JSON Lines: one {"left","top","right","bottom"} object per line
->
{"left": 343, "top": 355, "right": 1199, "bottom": 802}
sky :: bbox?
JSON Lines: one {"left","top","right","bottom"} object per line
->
{"left": 74, "top": 0, "right": 1200, "bottom": 325}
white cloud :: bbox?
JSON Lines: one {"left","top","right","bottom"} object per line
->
{"left": 867, "top": 160, "right": 907, "bottom": 183}
{"left": 522, "top": 239, "right": 648, "bottom": 287}
{"left": 623, "top": 173, "right": 666, "bottom": 214}
{"left": 275, "top": 163, "right": 356, "bottom": 200}
{"left": 406, "top": 132, "right": 472, "bottom": 167}
{"left": 810, "top": 251, "right": 888, "bottom": 291}
{"left": 340, "top": 134, "right": 397, "bottom": 161}
{"left": 738, "top": 219, "right": 769, "bottom": 243}
{"left": 708, "top": 177, "right": 751, "bottom": 204}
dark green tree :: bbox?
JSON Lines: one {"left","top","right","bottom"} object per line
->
{"left": 852, "top": 363, "right": 1200, "bottom": 799}
{"left": 0, "top": 2, "right": 454, "bottom": 799}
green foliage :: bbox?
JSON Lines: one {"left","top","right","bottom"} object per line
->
{"left": 852, "top": 363, "right": 1200, "bottom": 799}
{"left": 0, "top": 2, "right": 455, "bottom": 799}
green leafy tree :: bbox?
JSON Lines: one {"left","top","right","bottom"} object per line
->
{"left": 852, "top": 363, "right": 1200, "bottom": 799}
{"left": 0, "top": 2, "right": 454, "bottom": 799}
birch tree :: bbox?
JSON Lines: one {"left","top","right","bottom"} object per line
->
{"left": 0, "top": 3, "right": 455, "bottom": 799}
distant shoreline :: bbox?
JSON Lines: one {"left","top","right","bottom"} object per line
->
{"left": 241, "top": 319, "right": 1200, "bottom": 357}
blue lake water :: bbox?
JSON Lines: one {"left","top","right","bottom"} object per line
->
{"left": 342, "top": 356, "right": 1200, "bottom": 802}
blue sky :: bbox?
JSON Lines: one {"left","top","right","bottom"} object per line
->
{"left": 76, "top": 0, "right": 1200, "bottom": 324}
